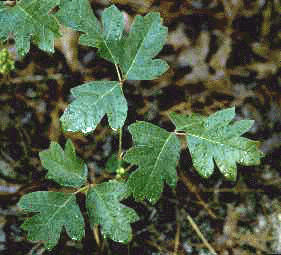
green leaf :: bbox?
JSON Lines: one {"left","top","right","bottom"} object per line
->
{"left": 170, "top": 107, "right": 264, "bottom": 180}
{"left": 56, "top": 3, "right": 124, "bottom": 65}
{"left": 55, "top": 0, "right": 102, "bottom": 49}
{"left": 39, "top": 139, "right": 87, "bottom": 188}
{"left": 56, "top": 4, "right": 168, "bottom": 80}
{"left": 106, "top": 154, "right": 127, "bottom": 174}
{"left": 60, "top": 81, "right": 127, "bottom": 133}
{"left": 86, "top": 180, "right": 139, "bottom": 243}
{"left": 119, "top": 12, "right": 169, "bottom": 80}
{"left": 106, "top": 154, "right": 120, "bottom": 173}
{"left": 0, "top": 0, "right": 61, "bottom": 56}
{"left": 18, "top": 191, "right": 84, "bottom": 250}
{"left": 102, "top": 5, "right": 124, "bottom": 42}
{"left": 124, "top": 122, "right": 180, "bottom": 203}
{"left": 98, "top": 5, "right": 124, "bottom": 64}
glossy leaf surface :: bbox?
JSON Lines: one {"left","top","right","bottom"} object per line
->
{"left": 18, "top": 191, "right": 84, "bottom": 249}
{"left": 124, "top": 122, "right": 180, "bottom": 203}
{"left": 56, "top": 4, "right": 123, "bottom": 65}
{"left": 60, "top": 81, "right": 127, "bottom": 133}
{"left": 55, "top": 0, "right": 102, "bottom": 49}
{"left": 39, "top": 139, "right": 87, "bottom": 187}
{"left": 57, "top": 4, "right": 168, "bottom": 80}
{"left": 170, "top": 107, "right": 264, "bottom": 180}
{"left": 0, "top": 0, "right": 60, "bottom": 55}
{"left": 119, "top": 12, "right": 169, "bottom": 80}
{"left": 86, "top": 180, "right": 139, "bottom": 243}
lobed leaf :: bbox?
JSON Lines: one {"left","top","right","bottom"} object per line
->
{"left": 0, "top": 0, "right": 61, "bottom": 56}
{"left": 124, "top": 122, "right": 180, "bottom": 203}
{"left": 170, "top": 107, "right": 265, "bottom": 180}
{"left": 0, "top": 2, "right": 169, "bottom": 81}
{"left": 57, "top": 4, "right": 169, "bottom": 80}
{"left": 55, "top": 0, "right": 102, "bottom": 49}
{"left": 60, "top": 81, "right": 127, "bottom": 133}
{"left": 18, "top": 191, "right": 84, "bottom": 249}
{"left": 39, "top": 139, "right": 87, "bottom": 188}
{"left": 86, "top": 180, "right": 139, "bottom": 243}
{"left": 98, "top": 5, "right": 125, "bottom": 64}
{"left": 56, "top": 3, "right": 124, "bottom": 65}
{"left": 119, "top": 12, "right": 169, "bottom": 80}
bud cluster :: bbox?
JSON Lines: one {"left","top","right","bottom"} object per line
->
{"left": 0, "top": 48, "right": 15, "bottom": 74}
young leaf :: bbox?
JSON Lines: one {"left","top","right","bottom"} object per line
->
{"left": 39, "top": 139, "right": 87, "bottom": 188}
{"left": 60, "top": 81, "right": 127, "bottom": 134}
{"left": 119, "top": 12, "right": 169, "bottom": 80}
{"left": 86, "top": 180, "right": 139, "bottom": 243}
{"left": 124, "top": 122, "right": 180, "bottom": 204}
{"left": 18, "top": 191, "right": 84, "bottom": 250}
{"left": 170, "top": 107, "right": 264, "bottom": 180}
{"left": 0, "top": 0, "right": 60, "bottom": 56}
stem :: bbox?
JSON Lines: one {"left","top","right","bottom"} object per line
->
{"left": 115, "top": 63, "right": 123, "bottom": 84}
{"left": 115, "top": 63, "right": 124, "bottom": 170}
{"left": 74, "top": 184, "right": 90, "bottom": 194}
{"left": 173, "top": 208, "right": 180, "bottom": 255}
{"left": 117, "top": 127, "right": 123, "bottom": 170}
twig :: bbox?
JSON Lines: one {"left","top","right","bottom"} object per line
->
{"left": 186, "top": 214, "right": 217, "bottom": 255}
{"left": 3, "top": 1, "right": 16, "bottom": 7}
{"left": 27, "top": 241, "right": 45, "bottom": 255}
{"left": 173, "top": 208, "right": 181, "bottom": 255}
{"left": 93, "top": 224, "right": 101, "bottom": 247}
